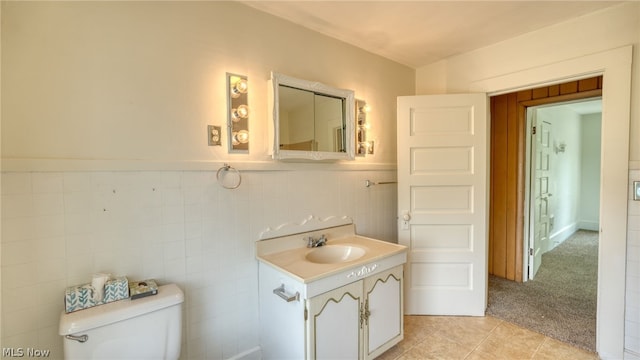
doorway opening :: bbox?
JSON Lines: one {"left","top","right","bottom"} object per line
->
{"left": 488, "top": 76, "right": 603, "bottom": 282}
{"left": 487, "top": 98, "right": 602, "bottom": 351}
{"left": 525, "top": 98, "right": 602, "bottom": 280}
{"left": 487, "top": 78, "right": 603, "bottom": 352}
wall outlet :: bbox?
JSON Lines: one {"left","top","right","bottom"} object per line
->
{"left": 208, "top": 125, "right": 221, "bottom": 146}
{"left": 634, "top": 181, "right": 640, "bottom": 201}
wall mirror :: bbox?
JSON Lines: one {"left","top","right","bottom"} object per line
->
{"left": 268, "top": 72, "right": 355, "bottom": 161}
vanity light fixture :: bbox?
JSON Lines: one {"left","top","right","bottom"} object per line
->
{"left": 554, "top": 140, "right": 567, "bottom": 154}
{"left": 356, "top": 99, "right": 373, "bottom": 156}
{"left": 227, "top": 73, "right": 249, "bottom": 153}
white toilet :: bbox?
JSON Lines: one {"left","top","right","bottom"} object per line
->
{"left": 59, "top": 283, "right": 184, "bottom": 359}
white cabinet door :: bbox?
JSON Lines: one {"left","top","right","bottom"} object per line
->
{"left": 306, "top": 281, "right": 363, "bottom": 360}
{"left": 364, "top": 266, "right": 403, "bottom": 360}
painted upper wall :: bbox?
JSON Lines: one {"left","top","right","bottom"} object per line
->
{"left": 416, "top": 2, "right": 640, "bottom": 161}
{"left": 1, "top": 1, "right": 415, "bottom": 171}
{"left": 580, "top": 113, "right": 602, "bottom": 229}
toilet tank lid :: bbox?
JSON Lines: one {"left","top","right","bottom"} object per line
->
{"left": 59, "top": 283, "right": 184, "bottom": 336}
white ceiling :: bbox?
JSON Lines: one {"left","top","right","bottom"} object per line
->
{"left": 241, "top": 1, "right": 621, "bottom": 69}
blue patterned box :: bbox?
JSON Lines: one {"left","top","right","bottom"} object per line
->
{"left": 64, "top": 276, "right": 129, "bottom": 313}
{"left": 103, "top": 276, "right": 129, "bottom": 303}
{"left": 64, "top": 284, "right": 97, "bottom": 313}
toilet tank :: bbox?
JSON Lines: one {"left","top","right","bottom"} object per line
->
{"left": 59, "top": 283, "right": 184, "bottom": 360}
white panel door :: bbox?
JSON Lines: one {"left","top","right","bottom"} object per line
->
{"left": 529, "top": 117, "right": 552, "bottom": 280}
{"left": 398, "top": 94, "right": 488, "bottom": 316}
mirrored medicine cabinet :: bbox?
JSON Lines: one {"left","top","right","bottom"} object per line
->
{"left": 268, "top": 72, "right": 355, "bottom": 161}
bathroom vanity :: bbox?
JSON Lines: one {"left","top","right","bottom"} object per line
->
{"left": 256, "top": 218, "right": 407, "bottom": 359}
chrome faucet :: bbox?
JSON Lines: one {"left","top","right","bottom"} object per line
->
{"left": 306, "top": 234, "right": 327, "bottom": 248}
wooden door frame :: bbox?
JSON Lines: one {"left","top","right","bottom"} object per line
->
{"left": 489, "top": 79, "right": 602, "bottom": 282}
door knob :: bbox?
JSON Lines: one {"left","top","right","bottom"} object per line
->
{"left": 401, "top": 211, "right": 411, "bottom": 230}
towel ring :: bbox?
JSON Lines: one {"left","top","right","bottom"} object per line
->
{"left": 216, "top": 163, "right": 242, "bottom": 189}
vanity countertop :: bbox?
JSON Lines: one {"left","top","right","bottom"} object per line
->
{"left": 256, "top": 234, "right": 407, "bottom": 284}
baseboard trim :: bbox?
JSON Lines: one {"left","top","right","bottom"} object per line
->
{"left": 624, "top": 349, "right": 640, "bottom": 360}
{"left": 226, "top": 346, "right": 261, "bottom": 360}
{"left": 549, "top": 222, "right": 578, "bottom": 250}
{"left": 578, "top": 221, "right": 599, "bottom": 231}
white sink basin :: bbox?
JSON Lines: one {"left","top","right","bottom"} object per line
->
{"left": 305, "top": 244, "right": 366, "bottom": 264}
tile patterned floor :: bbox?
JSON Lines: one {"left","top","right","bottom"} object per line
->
{"left": 377, "top": 315, "right": 598, "bottom": 360}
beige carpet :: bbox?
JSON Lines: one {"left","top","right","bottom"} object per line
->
{"left": 487, "top": 230, "right": 598, "bottom": 352}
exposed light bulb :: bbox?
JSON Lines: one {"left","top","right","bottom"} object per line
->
{"left": 232, "top": 105, "right": 249, "bottom": 122}
{"left": 236, "top": 130, "right": 249, "bottom": 144}
{"left": 232, "top": 130, "right": 249, "bottom": 145}
{"left": 230, "top": 78, "right": 248, "bottom": 98}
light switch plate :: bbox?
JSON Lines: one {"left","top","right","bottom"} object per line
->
{"left": 634, "top": 181, "right": 640, "bottom": 201}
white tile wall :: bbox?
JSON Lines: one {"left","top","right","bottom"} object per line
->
{"left": 10, "top": 168, "right": 638, "bottom": 358}
{"left": 1, "top": 169, "right": 397, "bottom": 359}
{"left": 627, "top": 169, "right": 640, "bottom": 356}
